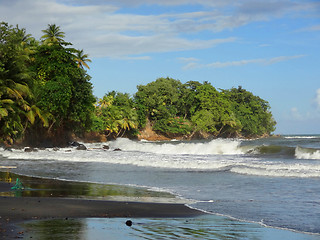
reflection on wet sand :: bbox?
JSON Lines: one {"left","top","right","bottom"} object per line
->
{"left": 22, "top": 216, "right": 319, "bottom": 240}
{"left": 0, "top": 171, "right": 184, "bottom": 203}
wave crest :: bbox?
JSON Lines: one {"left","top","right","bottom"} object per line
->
{"left": 295, "top": 147, "right": 320, "bottom": 160}
{"left": 108, "top": 138, "right": 244, "bottom": 155}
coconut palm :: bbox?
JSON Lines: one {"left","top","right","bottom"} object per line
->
{"left": 0, "top": 98, "right": 13, "bottom": 120}
{"left": 74, "top": 49, "right": 92, "bottom": 70}
{"left": 41, "top": 24, "right": 65, "bottom": 45}
{"left": 0, "top": 82, "right": 28, "bottom": 144}
{"left": 97, "top": 95, "right": 114, "bottom": 109}
{"left": 0, "top": 22, "right": 49, "bottom": 144}
{"left": 24, "top": 104, "right": 49, "bottom": 128}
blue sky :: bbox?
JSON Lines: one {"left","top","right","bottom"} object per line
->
{"left": 1, "top": 0, "right": 319, "bottom": 134}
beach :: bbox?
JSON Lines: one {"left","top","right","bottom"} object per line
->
{"left": 0, "top": 174, "right": 202, "bottom": 239}
{"left": 1, "top": 175, "right": 319, "bottom": 240}
{"left": 1, "top": 136, "right": 320, "bottom": 239}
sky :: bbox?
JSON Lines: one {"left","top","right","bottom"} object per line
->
{"left": 1, "top": 0, "right": 319, "bottom": 134}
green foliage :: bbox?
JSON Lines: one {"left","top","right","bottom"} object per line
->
{"left": 222, "top": 86, "right": 276, "bottom": 136}
{"left": 134, "top": 77, "right": 183, "bottom": 122}
{"left": 191, "top": 110, "right": 218, "bottom": 133}
{"left": 153, "top": 117, "right": 193, "bottom": 135}
{"left": 191, "top": 82, "right": 241, "bottom": 136}
{"left": 40, "top": 24, "right": 66, "bottom": 45}
{"left": 0, "top": 22, "right": 42, "bottom": 144}
{"left": 0, "top": 21, "right": 276, "bottom": 144}
{"left": 94, "top": 91, "right": 139, "bottom": 137}
{"left": 177, "top": 81, "right": 201, "bottom": 119}
{"left": 31, "top": 36, "right": 95, "bottom": 133}
{"left": 0, "top": 22, "right": 95, "bottom": 145}
{"left": 134, "top": 78, "right": 275, "bottom": 138}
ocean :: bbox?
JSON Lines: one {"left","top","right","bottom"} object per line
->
{"left": 1, "top": 135, "right": 320, "bottom": 239}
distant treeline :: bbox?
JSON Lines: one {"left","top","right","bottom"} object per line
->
{"left": 0, "top": 22, "right": 276, "bottom": 146}
{"left": 94, "top": 78, "right": 276, "bottom": 139}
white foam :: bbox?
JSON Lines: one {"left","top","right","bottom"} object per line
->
{"left": 295, "top": 147, "right": 320, "bottom": 160}
{"left": 230, "top": 160, "right": 320, "bottom": 178}
{"left": 1, "top": 139, "right": 320, "bottom": 178}
{"left": 284, "top": 136, "right": 319, "bottom": 139}
{"left": 0, "top": 145, "right": 235, "bottom": 170}
{"left": 107, "top": 138, "right": 244, "bottom": 155}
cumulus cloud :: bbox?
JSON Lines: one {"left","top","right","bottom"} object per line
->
{"left": 181, "top": 55, "right": 306, "bottom": 69}
{"left": 0, "top": 0, "right": 317, "bottom": 58}
{"left": 0, "top": 0, "right": 239, "bottom": 58}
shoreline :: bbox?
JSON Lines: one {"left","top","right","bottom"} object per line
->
{"left": 0, "top": 173, "right": 203, "bottom": 238}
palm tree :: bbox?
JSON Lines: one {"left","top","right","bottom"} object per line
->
{"left": 0, "top": 98, "right": 13, "bottom": 120}
{"left": 97, "top": 95, "right": 113, "bottom": 109}
{"left": 0, "top": 81, "right": 29, "bottom": 144}
{"left": 41, "top": 24, "right": 65, "bottom": 45}
{"left": 74, "top": 49, "right": 92, "bottom": 69}
{"left": 16, "top": 28, "right": 38, "bottom": 57}
{"left": 24, "top": 104, "right": 49, "bottom": 128}
{"left": 0, "top": 23, "right": 49, "bottom": 144}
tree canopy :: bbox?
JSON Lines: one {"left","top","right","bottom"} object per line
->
{"left": 1, "top": 22, "right": 276, "bottom": 145}
{"left": 131, "top": 78, "right": 276, "bottom": 138}
{"left": 93, "top": 77, "right": 276, "bottom": 139}
{"left": 0, "top": 22, "right": 95, "bottom": 146}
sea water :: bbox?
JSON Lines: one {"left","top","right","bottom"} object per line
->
{"left": 1, "top": 135, "right": 320, "bottom": 238}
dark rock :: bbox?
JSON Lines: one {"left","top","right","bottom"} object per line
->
{"left": 114, "top": 148, "right": 121, "bottom": 151}
{"left": 53, "top": 147, "right": 60, "bottom": 151}
{"left": 76, "top": 144, "right": 87, "bottom": 150}
{"left": 125, "top": 220, "right": 132, "bottom": 226}
{"left": 69, "top": 141, "right": 81, "bottom": 147}
{"left": 24, "top": 148, "right": 32, "bottom": 152}
{"left": 103, "top": 145, "right": 109, "bottom": 150}
{"left": 4, "top": 147, "right": 13, "bottom": 152}
{"left": 24, "top": 147, "right": 38, "bottom": 152}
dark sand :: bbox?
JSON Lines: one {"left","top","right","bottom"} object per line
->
{"left": 0, "top": 178, "right": 202, "bottom": 239}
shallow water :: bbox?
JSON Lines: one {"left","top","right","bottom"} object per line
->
{"left": 22, "top": 216, "right": 320, "bottom": 240}
{"left": 0, "top": 171, "right": 178, "bottom": 203}
{"left": 1, "top": 135, "right": 320, "bottom": 237}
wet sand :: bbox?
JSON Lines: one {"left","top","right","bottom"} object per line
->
{"left": 0, "top": 177, "right": 202, "bottom": 239}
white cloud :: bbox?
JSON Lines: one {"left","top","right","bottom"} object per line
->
{"left": 0, "top": 0, "right": 239, "bottom": 58}
{"left": 298, "top": 24, "right": 320, "bottom": 32}
{"left": 287, "top": 89, "right": 320, "bottom": 122}
{"left": 86, "top": 35, "right": 236, "bottom": 58}
{"left": 181, "top": 55, "right": 306, "bottom": 69}
{"left": 259, "top": 44, "right": 272, "bottom": 47}
{"left": 67, "top": 0, "right": 233, "bottom": 7}
{"left": 289, "top": 107, "right": 315, "bottom": 121}
{"left": 264, "top": 55, "right": 306, "bottom": 65}
{"left": 178, "top": 57, "right": 200, "bottom": 62}
{"left": 0, "top": 0, "right": 318, "bottom": 58}
{"left": 290, "top": 107, "right": 302, "bottom": 120}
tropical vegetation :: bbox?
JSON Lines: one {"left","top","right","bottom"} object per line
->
{"left": 0, "top": 22, "right": 276, "bottom": 146}
{"left": 0, "top": 22, "right": 95, "bottom": 146}
{"left": 132, "top": 78, "right": 276, "bottom": 138}
{"left": 92, "top": 77, "right": 276, "bottom": 139}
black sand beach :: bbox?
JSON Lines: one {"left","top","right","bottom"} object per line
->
{"left": 0, "top": 174, "right": 202, "bottom": 239}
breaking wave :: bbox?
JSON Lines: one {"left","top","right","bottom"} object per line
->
{"left": 295, "top": 146, "right": 320, "bottom": 160}
{"left": 245, "top": 145, "right": 320, "bottom": 160}
{"left": 108, "top": 138, "right": 244, "bottom": 155}
{"left": 1, "top": 138, "right": 320, "bottom": 178}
